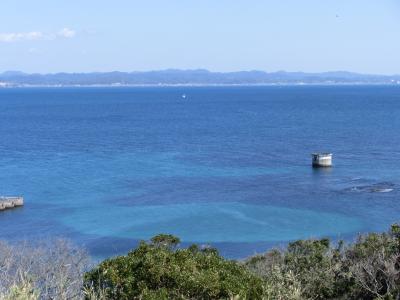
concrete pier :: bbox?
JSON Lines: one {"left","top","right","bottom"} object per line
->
{"left": 312, "top": 153, "right": 333, "bottom": 168}
{"left": 0, "top": 197, "right": 24, "bottom": 211}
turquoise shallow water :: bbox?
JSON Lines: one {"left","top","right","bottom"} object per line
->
{"left": 0, "top": 86, "right": 399, "bottom": 258}
{"left": 62, "top": 202, "right": 363, "bottom": 242}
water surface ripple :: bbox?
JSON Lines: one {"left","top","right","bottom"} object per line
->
{"left": 0, "top": 86, "right": 399, "bottom": 258}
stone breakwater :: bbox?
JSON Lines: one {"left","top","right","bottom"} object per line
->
{"left": 0, "top": 197, "right": 24, "bottom": 211}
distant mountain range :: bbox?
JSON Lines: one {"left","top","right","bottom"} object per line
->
{"left": 1, "top": 69, "right": 400, "bottom": 86}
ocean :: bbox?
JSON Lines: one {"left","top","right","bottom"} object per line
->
{"left": 0, "top": 85, "right": 399, "bottom": 259}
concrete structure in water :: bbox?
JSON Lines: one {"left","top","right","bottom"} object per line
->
{"left": 0, "top": 197, "right": 24, "bottom": 211}
{"left": 312, "top": 153, "right": 333, "bottom": 168}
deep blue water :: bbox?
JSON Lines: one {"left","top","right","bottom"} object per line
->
{"left": 0, "top": 86, "right": 400, "bottom": 259}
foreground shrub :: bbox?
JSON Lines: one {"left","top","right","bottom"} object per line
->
{"left": 0, "top": 278, "right": 39, "bottom": 300}
{"left": 0, "top": 239, "right": 90, "bottom": 299}
{"left": 342, "top": 225, "right": 400, "bottom": 299}
{"left": 245, "top": 240, "right": 341, "bottom": 299}
{"left": 2, "top": 226, "right": 400, "bottom": 299}
{"left": 261, "top": 265, "right": 303, "bottom": 300}
{"left": 245, "top": 224, "right": 400, "bottom": 300}
{"left": 84, "top": 234, "right": 263, "bottom": 300}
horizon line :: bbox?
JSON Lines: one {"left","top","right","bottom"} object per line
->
{"left": 1, "top": 69, "right": 399, "bottom": 77}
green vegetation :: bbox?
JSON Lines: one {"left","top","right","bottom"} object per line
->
{"left": 84, "top": 234, "right": 263, "bottom": 299}
{"left": 245, "top": 224, "right": 400, "bottom": 299}
{"left": 1, "top": 226, "right": 400, "bottom": 299}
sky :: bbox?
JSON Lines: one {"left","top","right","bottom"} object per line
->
{"left": 0, "top": 0, "right": 399, "bottom": 74}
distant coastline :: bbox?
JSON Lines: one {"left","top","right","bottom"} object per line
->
{"left": 1, "top": 82, "right": 400, "bottom": 88}
{"left": 3, "top": 83, "right": 400, "bottom": 89}
{"left": 1, "top": 69, "right": 400, "bottom": 88}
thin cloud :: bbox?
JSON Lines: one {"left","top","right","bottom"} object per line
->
{"left": 0, "top": 28, "right": 76, "bottom": 43}
{"left": 0, "top": 31, "right": 45, "bottom": 42}
{"left": 57, "top": 28, "right": 76, "bottom": 38}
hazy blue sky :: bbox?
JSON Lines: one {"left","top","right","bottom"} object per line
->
{"left": 0, "top": 0, "right": 399, "bottom": 74}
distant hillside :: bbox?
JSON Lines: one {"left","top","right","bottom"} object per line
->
{"left": 0, "top": 69, "right": 400, "bottom": 86}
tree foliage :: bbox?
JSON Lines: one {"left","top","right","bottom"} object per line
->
{"left": 2, "top": 225, "right": 400, "bottom": 299}
{"left": 245, "top": 224, "right": 400, "bottom": 300}
{"left": 84, "top": 234, "right": 263, "bottom": 300}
